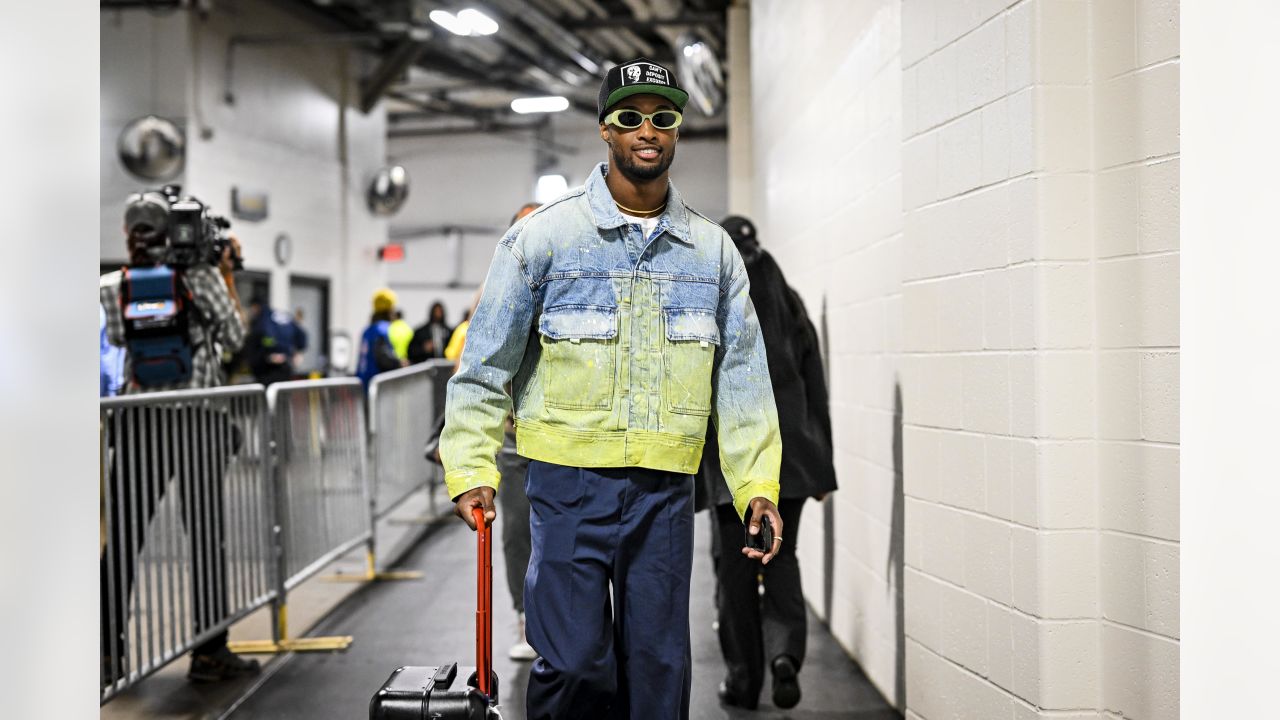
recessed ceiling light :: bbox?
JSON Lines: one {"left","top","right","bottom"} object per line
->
{"left": 511, "top": 96, "right": 570, "bottom": 114}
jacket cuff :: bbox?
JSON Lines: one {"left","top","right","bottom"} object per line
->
{"left": 445, "top": 467, "right": 502, "bottom": 501}
{"left": 732, "top": 480, "right": 781, "bottom": 521}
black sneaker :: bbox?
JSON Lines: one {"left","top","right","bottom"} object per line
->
{"left": 771, "top": 655, "right": 801, "bottom": 709}
{"left": 187, "top": 647, "right": 261, "bottom": 683}
{"left": 717, "top": 679, "right": 759, "bottom": 710}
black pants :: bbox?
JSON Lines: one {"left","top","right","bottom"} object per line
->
{"left": 712, "top": 498, "right": 807, "bottom": 698}
{"left": 100, "top": 407, "right": 232, "bottom": 683}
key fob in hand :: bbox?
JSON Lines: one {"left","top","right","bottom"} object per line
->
{"left": 744, "top": 512, "right": 774, "bottom": 553}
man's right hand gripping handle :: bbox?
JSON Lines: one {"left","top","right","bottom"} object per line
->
{"left": 454, "top": 486, "right": 497, "bottom": 530}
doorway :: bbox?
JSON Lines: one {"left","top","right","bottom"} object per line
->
{"left": 289, "top": 274, "right": 330, "bottom": 376}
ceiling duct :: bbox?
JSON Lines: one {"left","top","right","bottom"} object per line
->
{"left": 618, "top": 0, "right": 725, "bottom": 116}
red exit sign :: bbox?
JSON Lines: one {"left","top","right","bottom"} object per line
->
{"left": 378, "top": 244, "right": 405, "bottom": 262}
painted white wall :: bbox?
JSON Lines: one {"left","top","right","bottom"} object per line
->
{"left": 903, "top": 2, "right": 1179, "bottom": 717}
{"left": 100, "top": 0, "right": 389, "bottom": 360}
{"left": 743, "top": 1, "right": 1179, "bottom": 717}
{"left": 1091, "top": 1, "right": 1181, "bottom": 717}
{"left": 100, "top": 9, "right": 190, "bottom": 260}
{"left": 750, "top": 0, "right": 907, "bottom": 705}
{"left": 386, "top": 113, "right": 727, "bottom": 328}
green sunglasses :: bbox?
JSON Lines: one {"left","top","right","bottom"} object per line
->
{"left": 603, "top": 108, "right": 684, "bottom": 131}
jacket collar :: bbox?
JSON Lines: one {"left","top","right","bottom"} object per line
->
{"left": 584, "top": 162, "right": 692, "bottom": 244}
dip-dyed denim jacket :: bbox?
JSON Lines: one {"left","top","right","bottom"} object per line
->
{"left": 441, "top": 163, "right": 780, "bottom": 518}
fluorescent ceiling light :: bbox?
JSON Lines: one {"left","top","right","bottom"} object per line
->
{"left": 535, "top": 174, "right": 568, "bottom": 203}
{"left": 429, "top": 8, "right": 499, "bottom": 36}
{"left": 457, "top": 8, "right": 499, "bottom": 36}
{"left": 511, "top": 96, "right": 570, "bottom": 114}
{"left": 428, "top": 10, "right": 468, "bottom": 35}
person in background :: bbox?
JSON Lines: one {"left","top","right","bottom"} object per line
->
{"left": 246, "top": 296, "right": 301, "bottom": 386}
{"left": 100, "top": 218, "right": 259, "bottom": 686}
{"left": 292, "top": 307, "right": 309, "bottom": 373}
{"left": 99, "top": 304, "right": 125, "bottom": 397}
{"left": 442, "top": 307, "right": 471, "bottom": 361}
{"left": 389, "top": 308, "right": 413, "bottom": 361}
{"left": 409, "top": 301, "right": 451, "bottom": 364}
{"left": 356, "top": 288, "right": 405, "bottom": 387}
{"left": 701, "top": 215, "right": 838, "bottom": 711}
{"left": 425, "top": 203, "right": 542, "bottom": 661}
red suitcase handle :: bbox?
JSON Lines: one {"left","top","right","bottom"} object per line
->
{"left": 472, "top": 507, "right": 493, "bottom": 699}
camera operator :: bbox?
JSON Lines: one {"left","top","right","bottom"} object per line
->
{"left": 98, "top": 189, "right": 259, "bottom": 687}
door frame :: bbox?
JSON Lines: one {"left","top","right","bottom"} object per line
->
{"left": 288, "top": 273, "right": 331, "bottom": 374}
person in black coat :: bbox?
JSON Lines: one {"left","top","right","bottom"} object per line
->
{"left": 409, "top": 301, "right": 452, "bottom": 364}
{"left": 701, "top": 215, "right": 838, "bottom": 711}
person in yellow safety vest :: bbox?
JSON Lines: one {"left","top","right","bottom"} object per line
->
{"left": 443, "top": 309, "right": 471, "bottom": 361}
{"left": 389, "top": 309, "right": 413, "bottom": 360}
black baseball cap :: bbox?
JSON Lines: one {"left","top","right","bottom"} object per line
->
{"left": 598, "top": 58, "right": 689, "bottom": 121}
{"left": 721, "top": 215, "right": 758, "bottom": 246}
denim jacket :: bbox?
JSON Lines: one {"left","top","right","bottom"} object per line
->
{"left": 441, "top": 163, "right": 781, "bottom": 518}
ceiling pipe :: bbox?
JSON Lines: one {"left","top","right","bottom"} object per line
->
{"left": 388, "top": 125, "right": 587, "bottom": 149}
{"left": 360, "top": 37, "right": 431, "bottom": 112}
{"left": 411, "top": 47, "right": 598, "bottom": 114}
{"left": 561, "top": 14, "right": 721, "bottom": 30}
{"left": 386, "top": 90, "right": 499, "bottom": 125}
{"left": 466, "top": 6, "right": 593, "bottom": 88}
{"left": 544, "top": 0, "right": 655, "bottom": 59}
{"left": 483, "top": 0, "right": 609, "bottom": 77}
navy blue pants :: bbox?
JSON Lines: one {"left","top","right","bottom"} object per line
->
{"left": 523, "top": 460, "right": 694, "bottom": 720}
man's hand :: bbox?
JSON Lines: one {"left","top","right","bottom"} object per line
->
{"left": 742, "top": 496, "right": 784, "bottom": 565}
{"left": 454, "top": 486, "right": 497, "bottom": 530}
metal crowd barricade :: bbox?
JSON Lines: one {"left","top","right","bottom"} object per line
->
{"left": 99, "top": 386, "right": 274, "bottom": 703}
{"left": 369, "top": 359, "right": 453, "bottom": 519}
{"left": 321, "top": 359, "right": 453, "bottom": 584}
{"left": 229, "top": 378, "right": 370, "bottom": 654}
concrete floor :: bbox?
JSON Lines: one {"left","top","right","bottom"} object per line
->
{"left": 103, "top": 499, "right": 899, "bottom": 719}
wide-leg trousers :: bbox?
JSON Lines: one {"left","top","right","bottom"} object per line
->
{"left": 523, "top": 460, "right": 694, "bottom": 720}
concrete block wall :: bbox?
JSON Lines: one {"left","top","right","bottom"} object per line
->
{"left": 901, "top": 1, "right": 1065, "bottom": 716}
{"left": 745, "top": 1, "right": 1178, "bottom": 717}
{"left": 1091, "top": 0, "right": 1180, "bottom": 718}
{"left": 750, "top": 0, "right": 907, "bottom": 704}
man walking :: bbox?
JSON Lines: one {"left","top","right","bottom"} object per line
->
{"left": 702, "top": 216, "right": 839, "bottom": 711}
{"left": 441, "top": 58, "right": 784, "bottom": 720}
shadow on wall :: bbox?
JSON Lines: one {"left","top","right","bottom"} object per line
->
{"left": 820, "top": 289, "right": 905, "bottom": 712}
{"left": 820, "top": 295, "right": 835, "bottom": 623}
{"left": 888, "top": 382, "right": 904, "bottom": 709}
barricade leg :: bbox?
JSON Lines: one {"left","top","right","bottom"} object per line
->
{"left": 320, "top": 441, "right": 422, "bottom": 583}
{"left": 320, "top": 499, "right": 423, "bottom": 582}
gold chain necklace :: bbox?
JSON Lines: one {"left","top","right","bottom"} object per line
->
{"left": 614, "top": 199, "right": 666, "bottom": 216}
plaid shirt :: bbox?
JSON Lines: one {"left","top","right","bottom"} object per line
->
{"left": 100, "top": 264, "right": 247, "bottom": 394}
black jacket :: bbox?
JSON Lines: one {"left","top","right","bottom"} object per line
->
{"left": 409, "top": 320, "right": 452, "bottom": 364}
{"left": 697, "top": 248, "right": 838, "bottom": 511}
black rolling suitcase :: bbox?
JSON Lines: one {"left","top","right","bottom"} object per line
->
{"left": 370, "top": 508, "right": 500, "bottom": 720}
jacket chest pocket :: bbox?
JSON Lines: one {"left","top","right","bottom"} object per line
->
{"left": 661, "top": 309, "right": 720, "bottom": 416}
{"left": 538, "top": 306, "right": 618, "bottom": 410}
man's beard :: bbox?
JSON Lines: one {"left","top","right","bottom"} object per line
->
{"left": 612, "top": 141, "right": 675, "bottom": 182}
